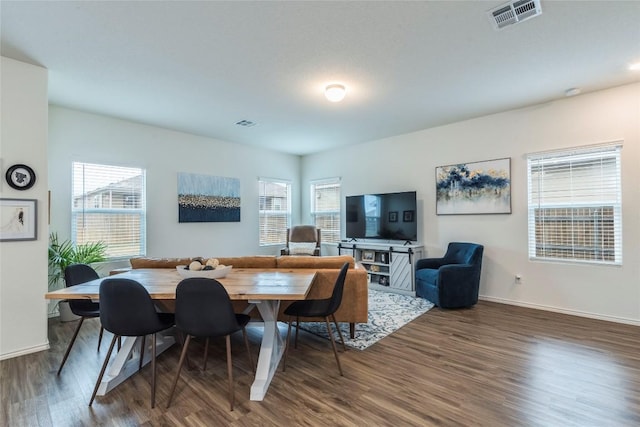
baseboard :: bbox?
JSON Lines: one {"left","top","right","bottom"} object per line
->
{"left": 479, "top": 295, "right": 640, "bottom": 327}
{"left": 0, "top": 342, "right": 50, "bottom": 361}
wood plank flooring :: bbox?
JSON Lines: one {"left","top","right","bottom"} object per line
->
{"left": 2, "top": 301, "right": 639, "bottom": 426}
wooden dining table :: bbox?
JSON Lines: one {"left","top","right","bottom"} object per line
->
{"left": 45, "top": 267, "right": 317, "bottom": 401}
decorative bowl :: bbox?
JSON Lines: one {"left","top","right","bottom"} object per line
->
{"left": 175, "top": 265, "right": 233, "bottom": 279}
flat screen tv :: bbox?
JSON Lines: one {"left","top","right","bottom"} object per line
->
{"left": 345, "top": 191, "right": 417, "bottom": 242}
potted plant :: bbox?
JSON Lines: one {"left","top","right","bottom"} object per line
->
{"left": 48, "top": 232, "right": 107, "bottom": 321}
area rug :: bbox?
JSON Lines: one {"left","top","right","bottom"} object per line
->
{"left": 298, "top": 289, "right": 434, "bottom": 350}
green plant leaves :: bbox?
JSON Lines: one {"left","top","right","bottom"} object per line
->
{"left": 48, "top": 232, "right": 107, "bottom": 289}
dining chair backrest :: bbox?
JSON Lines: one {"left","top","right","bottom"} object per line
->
{"left": 326, "top": 262, "right": 349, "bottom": 315}
{"left": 64, "top": 263, "right": 100, "bottom": 313}
{"left": 175, "top": 278, "right": 242, "bottom": 337}
{"left": 99, "top": 278, "right": 167, "bottom": 337}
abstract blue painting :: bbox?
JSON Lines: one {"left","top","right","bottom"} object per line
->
{"left": 178, "top": 173, "right": 240, "bottom": 222}
{"left": 436, "top": 158, "right": 511, "bottom": 215}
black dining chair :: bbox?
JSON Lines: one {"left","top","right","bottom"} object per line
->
{"left": 166, "top": 278, "right": 253, "bottom": 411}
{"left": 282, "top": 262, "right": 349, "bottom": 376}
{"left": 89, "top": 278, "right": 174, "bottom": 408}
{"left": 57, "top": 263, "right": 102, "bottom": 375}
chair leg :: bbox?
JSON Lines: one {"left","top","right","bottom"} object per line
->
{"left": 167, "top": 335, "right": 192, "bottom": 408}
{"left": 203, "top": 337, "right": 210, "bottom": 371}
{"left": 150, "top": 333, "right": 157, "bottom": 408}
{"left": 175, "top": 329, "right": 192, "bottom": 371}
{"left": 242, "top": 327, "right": 254, "bottom": 373}
{"left": 225, "top": 335, "right": 234, "bottom": 411}
{"left": 57, "top": 316, "right": 85, "bottom": 375}
{"left": 331, "top": 314, "right": 347, "bottom": 352}
{"left": 139, "top": 335, "right": 146, "bottom": 371}
{"left": 294, "top": 315, "right": 300, "bottom": 349}
{"left": 282, "top": 317, "right": 293, "bottom": 372}
{"left": 324, "top": 316, "right": 343, "bottom": 377}
{"left": 97, "top": 326, "right": 104, "bottom": 351}
{"left": 89, "top": 335, "right": 118, "bottom": 406}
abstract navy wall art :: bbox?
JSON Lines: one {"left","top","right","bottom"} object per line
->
{"left": 435, "top": 158, "right": 511, "bottom": 215}
{"left": 178, "top": 173, "right": 240, "bottom": 222}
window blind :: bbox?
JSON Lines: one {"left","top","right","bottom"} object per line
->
{"left": 72, "top": 162, "right": 146, "bottom": 259}
{"left": 526, "top": 143, "right": 622, "bottom": 264}
{"left": 310, "top": 178, "right": 341, "bottom": 243}
{"left": 258, "top": 178, "right": 291, "bottom": 246}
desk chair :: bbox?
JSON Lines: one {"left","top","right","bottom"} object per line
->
{"left": 167, "top": 278, "right": 254, "bottom": 411}
{"left": 282, "top": 262, "right": 349, "bottom": 376}
{"left": 89, "top": 278, "right": 174, "bottom": 408}
{"left": 57, "top": 264, "right": 102, "bottom": 375}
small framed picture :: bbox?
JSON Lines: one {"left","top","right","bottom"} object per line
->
{"left": 0, "top": 198, "right": 38, "bottom": 241}
{"left": 388, "top": 211, "right": 398, "bottom": 222}
{"left": 403, "top": 210, "right": 414, "bottom": 222}
{"left": 362, "top": 251, "right": 375, "bottom": 261}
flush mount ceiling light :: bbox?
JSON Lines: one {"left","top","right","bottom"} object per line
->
{"left": 325, "top": 84, "right": 346, "bottom": 102}
{"left": 564, "top": 87, "right": 581, "bottom": 97}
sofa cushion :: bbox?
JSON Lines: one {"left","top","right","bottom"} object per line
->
{"left": 130, "top": 257, "right": 198, "bottom": 269}
{"left": 215, "top": 256, "right": 277, "bottom": 269}
{"left": 276, "top": 255, "right": 355, "bottom": 269}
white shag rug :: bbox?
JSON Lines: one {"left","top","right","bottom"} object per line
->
{"left": 298, "top": 289, "right": 434, "bottom": 350}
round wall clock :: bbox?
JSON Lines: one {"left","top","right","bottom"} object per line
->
{"left": 5, "top": 164, "right": 36, "bottom": 190}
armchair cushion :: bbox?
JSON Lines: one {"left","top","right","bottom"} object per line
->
{"left": 415, "top": 242, "right": 484, "bottom": 308}
{"left": 288, "top": 242, "right": 319, "bottom": 255}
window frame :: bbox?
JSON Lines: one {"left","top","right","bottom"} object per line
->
{"left": 71, "top": 161, "right": 147, "bottom": 260}
{"left": 526, "top": 142, "right": 622, "bottom": 265}
{"left": 258, "top": 177, "right": 291, "bottom": 247}
{"left": 310, "top": 177, "right": 341, "bottom": 244}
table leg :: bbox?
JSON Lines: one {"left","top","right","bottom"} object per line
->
{"left": 96, "top": 329, "right": 175, "bottom": 395}
{"left": 249, "top": 299, "right": 282, "bottom": 401}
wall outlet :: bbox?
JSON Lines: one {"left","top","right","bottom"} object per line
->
{"left": 515, "top": 274, "right": 522, "bottom": 284}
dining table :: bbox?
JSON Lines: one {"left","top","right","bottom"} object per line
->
{"left": 45, "top": 267, "right": 317, "bottom": 401}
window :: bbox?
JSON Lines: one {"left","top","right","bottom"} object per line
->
{"left": 527, "top": 143, "right": 622, "bottom": 264}
{"left": 72, "top": 162, "right": 146, "bottom": 259}
{"left": 310, "top": 178, "right": 341, "bottom": 243}
{"left": 259, "top": 178, "right": 291, "bottom": 246}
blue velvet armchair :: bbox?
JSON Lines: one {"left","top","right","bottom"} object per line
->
{"left": 415, "top": 242, "right": 484, "bottom": 308}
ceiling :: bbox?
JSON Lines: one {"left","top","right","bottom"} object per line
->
{"left": 2, "top": 1, "right": 639, "bottom": 156}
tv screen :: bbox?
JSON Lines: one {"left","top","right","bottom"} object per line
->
{"left": 346, "top": 191, "right": 417, "bottom": 241}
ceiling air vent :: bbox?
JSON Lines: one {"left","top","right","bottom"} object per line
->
{"left": 488, "top": 0, "right": 542, "bottom": 30}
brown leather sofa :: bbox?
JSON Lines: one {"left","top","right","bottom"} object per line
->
{"left": 125, "top": 255, "right": 368, "bottom": 338}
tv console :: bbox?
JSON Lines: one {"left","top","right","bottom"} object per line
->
{"left": 338, "top": 241, "right": 424, "bottom": 296}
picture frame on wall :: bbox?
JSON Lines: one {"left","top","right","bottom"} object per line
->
{"left": 388, "top": 211, "right": 398, "bottom": 222}
{"left": 0, "top": 198, "right": 37, "bottom": 241}
{"left": 435, "top": 157, "right": 511, "bottom": 215}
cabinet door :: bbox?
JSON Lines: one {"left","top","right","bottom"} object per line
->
{"left": 389, "top": 252, "right": 412, "bottom": 291}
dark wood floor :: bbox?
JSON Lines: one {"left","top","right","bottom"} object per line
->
{"left": 2, "top": 300, "right": 639, "bottom": 426}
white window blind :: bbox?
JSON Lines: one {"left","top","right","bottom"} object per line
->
{"left": 310, "top": 178, "right": 341, "bottom": 243}
{"left": 72, "top": 162, "right": 146, "bottom": 259}
{"left": 527, "top": 143, "right": 622, "bottom": 264}
{"left": 258, "top": 178, "right": 291, "bottom": 246}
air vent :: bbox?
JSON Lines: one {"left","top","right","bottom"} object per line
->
{"left": 235, "top": 120, "right": 256, "bottom": 127}
{"left": 488, "top": 0, "right": 542, "bottom": 30}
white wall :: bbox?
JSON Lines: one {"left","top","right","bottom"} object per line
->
{"left": 48, "top": 106, "right": 301, "bottom": 274}
{"left": 0, "top": 57, "right": 49, "bottom": 359}
{"left": 303, "top": 83, "right": 640, "bottom": 324}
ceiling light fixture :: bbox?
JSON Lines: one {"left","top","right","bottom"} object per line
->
{"left": 564, "top": 87, "right": 581, "bottom": 97}
{"left": 325, "top": 84, "right": 346, "bottom": 102}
